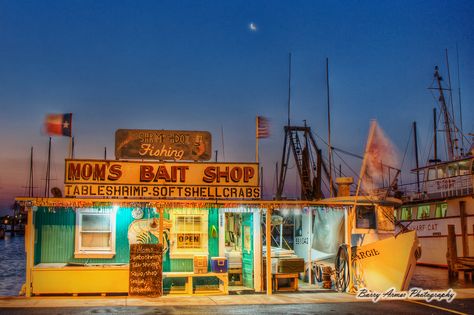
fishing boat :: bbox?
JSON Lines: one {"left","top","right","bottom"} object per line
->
{"left": 396, "top": 66, "right": 474, "bottom": 267}
{"left": 274, "top": 119, "right": 420, "bottom": 292}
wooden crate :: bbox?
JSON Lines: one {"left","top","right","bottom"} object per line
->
{"left": 193, "top": 255, "right": 208, "bottom": 274}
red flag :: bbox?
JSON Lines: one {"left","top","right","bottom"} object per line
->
{"left": 361, "top": 121, "right": 399, "bottom": 194}
{"left": 44, "top": 113, "right": 72, "bottom": 137}
{"left": 256, "top": 116, "right": 270, "bottom": 139}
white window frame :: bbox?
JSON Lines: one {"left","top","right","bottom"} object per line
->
{"left": 74, "top": 207, "right": 117, "bottom": 259}
{"left": 169, "top": 209, "right": 208, "bottom": 259}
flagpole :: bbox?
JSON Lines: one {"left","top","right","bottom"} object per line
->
{"left": 346, "top": 120, "right": 377, "bottom": 293}
{"left": 69, "top": 136, "right": 73, "bottom": 159}
{"left": 256, "top": 116, "right": 259, "bottom": 163}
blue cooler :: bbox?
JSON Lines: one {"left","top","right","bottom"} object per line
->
{"left": 211, "top": 257, "right": 228, "bottom": 273}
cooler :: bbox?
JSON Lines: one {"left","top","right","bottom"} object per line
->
{"left": 211, "top": 257, "right": 228, "bottom": 273}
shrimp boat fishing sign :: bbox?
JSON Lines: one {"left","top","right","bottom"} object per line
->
{"left": 115, "top": 129, "right": 212, "bottom": 161}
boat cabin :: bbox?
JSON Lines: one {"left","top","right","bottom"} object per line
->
{"left": 414, "top": 157, "right": 473, "bottom": 200}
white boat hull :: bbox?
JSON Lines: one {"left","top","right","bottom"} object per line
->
{"left": 398, "top": 196, "right": 474, "bottom": 267}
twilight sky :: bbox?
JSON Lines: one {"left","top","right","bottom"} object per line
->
{"left": 0, "top": 0, "right": 473, "bottom": 214}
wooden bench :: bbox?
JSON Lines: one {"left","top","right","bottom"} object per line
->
{"left": 163, "top": 272, "right": 228, "bottom": 295}
{"left": 273, "top": 273, "right": 298, "bottom": 292}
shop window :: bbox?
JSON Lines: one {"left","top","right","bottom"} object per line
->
{"left": 170, "top": 209, "right": 208, "bottom": 259}
{"left": 435, "top": 203, "right": 448, "bottom": 218}
{"left": 74, "top": 208, "right": 116, "bottom": 259}
{"left": 417, "top": 205, "right": 430, "bottom": 219}
{"left": 355, "top": 206, "right": 376, "bottom": 229}
{"left": 400, "top": 207, "right": 412, "bottom": 220}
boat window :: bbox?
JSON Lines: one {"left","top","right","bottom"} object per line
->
{"left": 458, "top": 161, "right": 470, "bottom": 175}
{"left": 427, "top": 168, "right": 437, "bottom": 181}
{"left": 437, "top": 166, "right": 446, "bottom": 179}
{"left": 394, "top": 209, "right": 398, "bottom": 221}
{"left": 435, "top": 203, "right": 448, "bottom": 218}
{"left": 355, "top": 206, "right": 376, "bottom": 229}
{"left": 400, "top": 207, "right": 413, "bottom": 220}
{"left": 74, "top": 207, "right": 116, "bottom": 259}
{"left": 417, "top": 205, "right": 430, "bottom": 219}
{"left": 169, "top": 209, "right": 208, "bottom": 259}
{"left": 447, "top": 164, "right": 458, "bottom": 177}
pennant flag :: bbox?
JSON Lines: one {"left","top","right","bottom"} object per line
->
{"left": 361, "top": 121, "right": 399, "bottom": 194}
{"left": 256, "top": 116, "right": 270, "bottom": 139}
{"left": 44, "top": 113, "right": 72, "bottom": 137}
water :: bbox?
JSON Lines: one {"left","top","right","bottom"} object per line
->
{"left": 0, "top": 234, "right": 25, "bottom": 296}
{"left": 410, "top": 265, "right": 472, "bottom": 290}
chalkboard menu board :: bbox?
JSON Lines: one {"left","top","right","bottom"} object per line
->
{"left": 129, "top": 243, "right": 163, "bottom": 297}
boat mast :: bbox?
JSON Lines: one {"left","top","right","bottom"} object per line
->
{"left": 432, "top": 108, "right": 439, "bottom": 162}
{"left": 276, "top": 53, "right": 293, "bottom": 199}
{"left": 456, "top": 44, "right": 465, "bottom": 152}
{"left": 326, "top": 58, "right": 334, "bottom": 197}
{"left": 287, "top": 53, "right": 292, "bottom": 126}
{"left": 28, "top": 147, "right": 34, "bottom": 197}
{"left": 434, "top": 66, "right": 455, "bottom": 161}
{"left": 413, "top": 122, "right": 420, "bottom": 193}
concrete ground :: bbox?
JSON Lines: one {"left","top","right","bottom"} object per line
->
{"left": 0, "top": 289, "right": 473, "bottom": 314}
{"left": 1, "top": 263, "right": 473, "bottom": 314}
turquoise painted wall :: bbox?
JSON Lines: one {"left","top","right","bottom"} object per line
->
{"left": 33, "top": 206, "right": 219, "bottom": 271}
{"left": 241, "top": 213, "right": 254, "bottom": 288}
{"left": 34, "top": 207, "right": 134, "bottom": 264}
{"left": 207, "top": 208, "right": 219, "bottom": 267}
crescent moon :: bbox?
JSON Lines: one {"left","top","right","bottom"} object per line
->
{"left": 249, "top": 23, "right": 257, "bottom": 31}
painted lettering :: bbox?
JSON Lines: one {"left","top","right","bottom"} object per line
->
{"left": 140, "top": 165, "right": 188, "bottom": 183}
{"left": 67, "top": 162, "right": 122, "bottom": 181}
{"left": 202, "top": 166, "right": 255, "bottom": 183}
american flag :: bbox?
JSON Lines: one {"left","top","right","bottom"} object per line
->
{"left": 256, "top": 116, "right": 270, "bottom": 139}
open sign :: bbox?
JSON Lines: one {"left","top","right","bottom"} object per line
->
{"left": 177, "top": 233, "right": 201, "bottom": 248}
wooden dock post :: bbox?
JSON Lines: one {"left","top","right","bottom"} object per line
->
{"left": 459, "top": 201, "right": 468, "bottom": 256}
{"left": 447, "top": 224, "right": 458, "bottom": 279}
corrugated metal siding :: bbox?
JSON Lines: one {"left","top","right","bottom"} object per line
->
{"left": 34, "top": 207, "right": 134, "bottom": 264}
{"left": 170, "top": 259, "right": 193, "bottom": 271}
